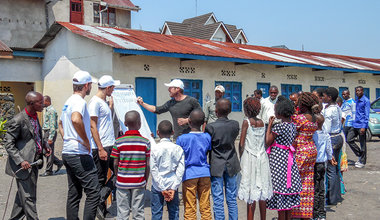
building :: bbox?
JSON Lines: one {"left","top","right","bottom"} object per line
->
{"left": 161, "top": 13, "right": 248, "bottom": 44}
{"left": 30, "top": 22, "right": 380, "bottom": 135}
{"left": 0, "top": 0, "right": 139, "bottom": 48}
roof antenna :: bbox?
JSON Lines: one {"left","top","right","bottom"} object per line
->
{"left": 302, "top": 44, "right": 304, "bottom": 51}
{"left": 195, "top": 0, "right": 198, "bottom": 16}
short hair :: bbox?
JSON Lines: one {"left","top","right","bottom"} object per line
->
{"left": 343, "top": 89, "right": 350, "bottom": 94}
{"left": 124, "top": 110, "right": 141, "bottom": 128}
{"left": 73, "top": 84, "right": 85, "bottom": 92}
{"left": 216, "top": 98, "right": 231, "bottom": 116}
{"left": 275, "top": 98, "right": 294, "bottom": 118}
{"left": 254, "top": 89, "right": 262, "bottom": 96}
{"left": 324, "top": 87, "right": 339, "bottom": 102}
{"left": 270, "top": 85, "right": 278, "bottom": 91}
{"left": 158, "top": 120, "right": 173, "bottom": 136}
{"left": 277, "top": 95, "right": 287, "bottom": 102}
{"left": 243, "top": 97, "right": 261, "bottom": 118}
{"left": 314, "top": 87, "right": 326, "bottom": 98}
{"left": 43, "top": 95, "right": 51, "bottom": 102}
{"left": 189, "top": 109, "right": 205, "bottom": 127}
{"left": 336, "top": 96, "right": 343, "bottom": 104}
{"left": 356, "top": 86, "right": 364, "bottom": 91}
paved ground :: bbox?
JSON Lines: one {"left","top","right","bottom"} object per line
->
{"left": 1, "top": 138, "right": 380, "bottom": 220}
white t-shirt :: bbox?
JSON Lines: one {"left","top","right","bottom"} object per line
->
{"left": 61, "top": 94, "right": 93, "bottom": 155}
{"left": 88, "top": 96, "right": 115, "bottom": 149}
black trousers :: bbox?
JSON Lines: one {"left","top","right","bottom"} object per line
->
{"left": 92, "top": 146, "right": 116, "bottom": 208}
{"left": 326, "top": 135, "right": 343, "bottom": 205}
{"left": 62, "top": 154, "right": 100, "bottom": 220}
{"left": 43, "top": 130, "right": 63, "bottom": 173}
{"left": 313, "top": 162, "right": 326, "bottom": 219}
{"left": 345, "top": 126, "right": 367, "bottom": 164}
{"left": 10, "top": 167, "right": 39, "bottom": 220}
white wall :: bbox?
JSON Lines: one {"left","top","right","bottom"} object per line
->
{"left": 42, "top": 29, "right": 113, "bottom": 115}
{"left": 211, "top": 26, "right": 227, "bottom": 42}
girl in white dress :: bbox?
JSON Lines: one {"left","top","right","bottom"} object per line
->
{"left": 238, "top": 97, "right": 273, "bottom": 220}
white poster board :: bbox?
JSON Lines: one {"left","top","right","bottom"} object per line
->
{"left": 112, "top": 84, "right": 156, "bottom": 146}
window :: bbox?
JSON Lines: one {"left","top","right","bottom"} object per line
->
{"left": 377, "top": 88, "right": 380, "bottom": 99}
{"left": 212, "top": 37, "right": 223, "bottom": 42}
{"left": 281, "top": 84, "right": 302, "bottom": 99}
{"left": 93, "top": 3, "right": 116, "bottom": 26}
{"left": 215, "top": 81, "right": 242, "bottom": 112}
{"left": 310, "top": 85, "right": 328, "bottom": 92}
{"left": 181, "top": 79, "right": 203, "bottom": 107}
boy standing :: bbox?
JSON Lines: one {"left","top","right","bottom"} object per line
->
{"left": 313, "top": 114, "right": 335, "bottom": 220}
{"left": 205, "top": 98, "right": 240, "bottom": 220}
{"left": 176, "top": 109, "right": 212, "bottom": 220}
{"left": 150, "top": 120, "right": 185, "bottom": 220}
{"left": 111, "top": 110, "right": 150, "bottom": 220}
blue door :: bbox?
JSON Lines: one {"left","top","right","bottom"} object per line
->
{"left": 135, "top": 77, "right": 157, "bottom": 136}
{"left": 281, "top": 84, "right": 302, "bottom": 99}
{"left": 339, "top": 87, "right": 349, "bottom": 98}
{"left": 377, "top": 88, "right": 380, "bottom": 99}
{"left": 257, "top": 82, "right": 270, "bottom": 98}
{"left": 310, "top": 85, "right": 328, "bottom": 92}
{"left": 182, "top": 79, "right": 203, "bottom": 107}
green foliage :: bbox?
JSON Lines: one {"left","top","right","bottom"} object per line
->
{"left": 0, "top": 118, "right": 7, "bottom": 136}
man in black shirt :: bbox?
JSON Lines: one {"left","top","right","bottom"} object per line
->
{"left": 137, "top": 79, "right": 201, "bottom": 139}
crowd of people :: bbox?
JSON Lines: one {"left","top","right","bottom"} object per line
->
{"left": 3, "top": 71, "right": 370, "bottom": 220}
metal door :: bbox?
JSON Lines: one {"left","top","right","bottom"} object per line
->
{"left": 135, "top": 77, "right": 157, "bottom": 136}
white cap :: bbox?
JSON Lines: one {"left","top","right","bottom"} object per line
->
{"left": 164, "top": 79, "right": 184, "bottom": 90}
{"left": 72, "top": 71, "right": 96, "bottom": 85}
{"left": 98, "top": 75, "right": 120, "bottom": 88}
{"left": 215, "top": 85, "right": 225, "bottom": 93}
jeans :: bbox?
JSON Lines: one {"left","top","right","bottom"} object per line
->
{"left": 313, "top": 162, "right": 326, "bottom": 219}
{"left": 151, "top": 187, "right": 179, "bottom": 220}
{"left": 211, "top": 168, "right": 238, "bottom": 220}
{"left": 62, "top": 154, "right": 100, "bottom": 220}
{"left": 326, "top": 135, "right": 343, "bottom": 205}
{"left": 116, "top": 187, "right": 145, "bottom": 220}
{"left": 346, "top": 127, "right": 367, "bottom": 164}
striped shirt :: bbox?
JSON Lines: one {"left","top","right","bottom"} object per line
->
{"left": 111, "top": 130, "right": 151, "bottom": 189}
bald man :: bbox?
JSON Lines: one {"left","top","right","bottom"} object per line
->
{"left": 4, "top": 91, "right": 51, "bottom": 220}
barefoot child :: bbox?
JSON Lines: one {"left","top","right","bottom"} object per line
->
{"left": 238, "top": 97, "right": 273, "bottom": 220}
{"left": 266, "top": 97, "right": 302, "bottom": 220}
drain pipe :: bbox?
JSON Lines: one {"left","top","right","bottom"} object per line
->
{"left": 99, "top": 1, "right": 108, "bottom": 26}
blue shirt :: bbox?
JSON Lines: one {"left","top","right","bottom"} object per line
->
{"left": 341, "top": 98, "right": 356, "bottom": 127}
{"left": 313, "top": 130, "right": 333, "bottom": 163}
{"left": 176, "top": 132, "right": 211, "bottom": 181}
{"left": 353, "top": 95, "right": 370, "bottom": 129}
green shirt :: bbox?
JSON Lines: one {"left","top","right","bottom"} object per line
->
{"left": 204, "top": 100, "right": 218, "bottom": 124}
{"left": 42, "top": 105, "right": 58, "bottom": 140}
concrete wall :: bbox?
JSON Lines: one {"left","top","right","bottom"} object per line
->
{"left": 42, "top": 29, "right": 113, "bottom": 115}
{"left": 0, "top": 0, "right": 47, "bottom": 48}
{"left": 235, "top": 34, "right": 247, "bottom": 44}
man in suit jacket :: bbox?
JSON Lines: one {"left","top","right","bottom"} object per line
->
{"left": 205, "top": 98, "right": 240, "bottom": 220}
{"left": 4, "top": 91, "right": 51, "bottom": 220}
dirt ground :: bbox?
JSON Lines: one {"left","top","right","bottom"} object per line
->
{"left": 1, "top": 138, "right": 380, "bottom": 220}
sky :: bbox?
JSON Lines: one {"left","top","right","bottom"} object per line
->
{"left": 131, "top": 0, "right": 380, "bottom": 59}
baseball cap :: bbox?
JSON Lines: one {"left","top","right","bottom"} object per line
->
{"left": 97, "top": 75, "right": 120, "bottom": 88}
{"left": 215, "top": 85, "right": 225, "bottom": 93}
{"left": 72, "top": 70, "right": 96, "bottom": 85}
{"left": 164, "top": 79, "right": 184, "bottom": 90}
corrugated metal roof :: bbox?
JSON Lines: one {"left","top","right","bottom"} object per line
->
{"left": 103, "top": 0, "right": 140, "bottom": 10}
{"left": 0, "top": 40, "right": 13, "bottom": 58}
{"left": 39, "top": 22, "right": 380, "bottom": 73}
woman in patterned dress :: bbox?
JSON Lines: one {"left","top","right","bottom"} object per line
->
{"left": 291, "top": 92, "right": 320, "bottom": 219}
{"left": 266, "top": 97, "right": 302, "bottom": 220}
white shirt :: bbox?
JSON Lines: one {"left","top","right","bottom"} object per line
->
{"left": 61, "top": 94, "right": 93, "bottom": 155}
{"left": 150, "top": 138, "right": 185, "bottom": 191}
{"left": 88, "top": 96, "right": 115, "bottom": 149}
{"left": 258, "top": 97, "right": 277, "bottom": 124}
{"left": 322, "top": 104, "right": 342, "bottom": 134}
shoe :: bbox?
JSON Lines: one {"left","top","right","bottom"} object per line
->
{"left": 55, "top": 163, "right": 63, "bottom": 174}
{"left": 355, "top": 162, "right": 365, "bottom": 168}
{"left": 96, "top": 206, "right": 105, "bottom": 220}
{"left": 40, "top": 171, "right": 53, "bottom": 177}
{"left": 355, "top": 160, "right": 360, "bottom": 165}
